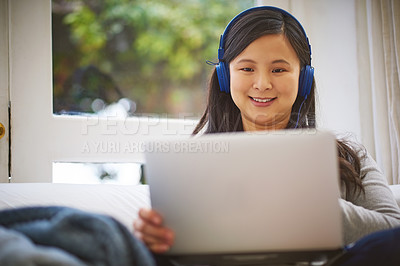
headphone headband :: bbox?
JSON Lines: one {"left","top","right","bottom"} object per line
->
{"left": 218, "top": 6, "right": 312, "bottom": 62}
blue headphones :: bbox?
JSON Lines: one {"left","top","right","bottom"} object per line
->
{"left": 216, "top": 6, "right": 314, "bottom": 99}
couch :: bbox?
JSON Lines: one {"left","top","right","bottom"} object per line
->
{"left": 0, "top": 183, "right": 400, "bottom": 232}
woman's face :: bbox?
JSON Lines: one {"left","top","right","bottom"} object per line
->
{"left": 229, "top": 34, "right": 300, "bottom": 131}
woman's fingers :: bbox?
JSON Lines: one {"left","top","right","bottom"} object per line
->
{"left": 133, "top": 208, "right": 175, "bottom": 253}
{"left": 138, "top": 208, "right": 162, "bottom": 225}
{"left": 148, "top": 243, "right": 171, "bottom": 254}
{"left": 133, "top": 218, "right": 174, "bottom": 244}
{"left": 134, "top": 229, "right": 171, "bottom": 253}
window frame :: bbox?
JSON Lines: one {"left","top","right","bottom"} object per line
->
{"left": 8, "top": 0, "right": 196, "bottom": 183}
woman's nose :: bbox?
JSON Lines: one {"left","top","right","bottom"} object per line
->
{"left": 254, "top": 72, "right": 272, "bottom": 91}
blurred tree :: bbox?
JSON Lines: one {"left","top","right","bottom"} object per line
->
{"left": 52, "top": 0, "right": 253, "bottom": 115}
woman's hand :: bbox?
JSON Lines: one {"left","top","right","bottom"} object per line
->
{"left": 133, "top": 208, "right": 175, "bottom": 253}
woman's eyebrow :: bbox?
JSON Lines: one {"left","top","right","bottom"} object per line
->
{"left": 271, "top": 59, "right": 291, "bottom": 65}
{"left": 234, "top": 58, "right": 257, "bottom": 64}
{"left": 234, "top": 58, "right": 291, "bottom": 65}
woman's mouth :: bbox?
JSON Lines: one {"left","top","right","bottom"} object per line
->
{"left": 249, "top": 96, "right": 276, "bottom": 106}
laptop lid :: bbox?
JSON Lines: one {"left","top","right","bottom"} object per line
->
{"left": 144, "top": 130, "right": 343, "bottom": 257}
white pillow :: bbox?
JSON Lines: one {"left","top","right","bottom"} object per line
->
{"left": 0, "top": 183, "right": 151, "bottom": 231}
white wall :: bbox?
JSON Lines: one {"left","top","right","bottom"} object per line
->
{"left": 258, "top": 0, "right": 361, "bottom": 140}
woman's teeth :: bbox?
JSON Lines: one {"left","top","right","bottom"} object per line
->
{"left": 252, "top": 97, "right": 274, "bottom": 103}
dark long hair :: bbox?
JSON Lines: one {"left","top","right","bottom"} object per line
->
{"left": 193, "top": 8, "right": 364, "bottom": 196}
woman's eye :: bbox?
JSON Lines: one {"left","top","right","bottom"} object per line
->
{"left": 272, "top": 68, "right": 286, "bottom": 73}
{"left": 240, "top": 68, "right": 254, "bottom": 72}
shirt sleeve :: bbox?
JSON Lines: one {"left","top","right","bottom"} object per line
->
{"left": 340, "top": 152, "right": 400, "bottom": 245}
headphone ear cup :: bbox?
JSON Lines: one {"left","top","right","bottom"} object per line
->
{"left": 216, "top": 62, "right": 230, "bottom": 93}
{"left": 298, "top": 65, "right": 314, "bottom": 98}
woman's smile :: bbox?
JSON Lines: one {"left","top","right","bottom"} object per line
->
{"left": 249, "top": 96, "right": 277, "bottom": 107}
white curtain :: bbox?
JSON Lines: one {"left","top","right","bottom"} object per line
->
{"left": 382, "top": 0, "right": 400, "bottom": 184}
{"left": 356, "top": 0, "right": 400, "bottom": 185}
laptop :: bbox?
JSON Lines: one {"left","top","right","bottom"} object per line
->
{"left": 144, "top": 130, "right": 344, "bottom": 265}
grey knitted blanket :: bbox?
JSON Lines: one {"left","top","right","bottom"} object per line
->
{"left": 0, "top": 206, "right": 155, "bottom": 266}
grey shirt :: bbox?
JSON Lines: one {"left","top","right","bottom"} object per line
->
{"left": 340, "top": 151, "right": 400, "bottom": 244}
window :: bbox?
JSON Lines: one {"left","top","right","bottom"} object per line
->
{"left": 7, "top": 0, "right": 254, "bottom": 183}
{"left": 50, "top": 0, "right": 253, "bottom": 184}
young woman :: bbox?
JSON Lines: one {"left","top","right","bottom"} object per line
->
{"left": 133, "top": 6, "right": 400, "bottom": 264}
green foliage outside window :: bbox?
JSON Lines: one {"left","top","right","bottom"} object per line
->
{"left": 52, "top": 0, "right": 253, "bottom": 116}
